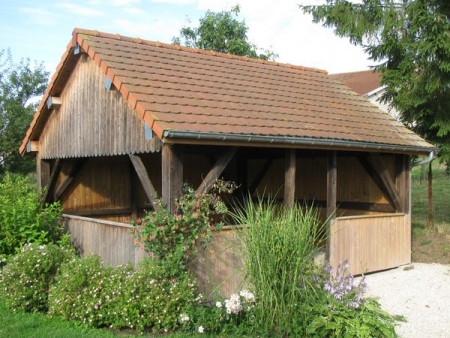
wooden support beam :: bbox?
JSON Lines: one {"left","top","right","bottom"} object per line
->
{"left": 249, "top": 158, "right": 273, "bottom": 194}
{"left": 369, "top": 153, "right": 403, "bottom": 213}
{"left": 46, "top": 96, "right": 62, "bottom": 109}
{"left": 358, "top": 155, "right": 395, "bottom": 210}
{"left": 196, "top": 147, "right": 237, "bottom": 195}
{"left": 64, "top": 208, "right": 133, "bottom": 217}
{"left": 26, "top": 141, "right": 39, "bottom": 153}
{"left": 42, "top": 159, "right": 63, "bottom": 204}
{"left": 284, "top": 149, "right": 296, "bottom": 208}
{"left": 129, "top": 154, "right": 161, "bottom": 212}
{"left": 162, "top": 144, "right": 184, "bottom": 213}
{"left": 129, "top": 159, "right": 138, "bottom": 219}
{"left": 326, "top": 150, "right": 337, "bottom": 262}
{"left": 36, "top": 155, "right": 50, "bottom": 192}
{"left": 396, "top": 154, "right": 410, "bottom": 214}
{"left": 54, "top": 158, "right": 89, "bottom": 201}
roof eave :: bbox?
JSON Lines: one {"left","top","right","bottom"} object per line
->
{"left": 162, "top": 130, "right": 437, "bottom": 155}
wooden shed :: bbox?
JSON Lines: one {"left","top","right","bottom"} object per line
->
{"left": 21, "top": 28, "right": 436, "bottom": 291}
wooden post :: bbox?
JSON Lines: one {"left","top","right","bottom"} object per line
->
{"left": 284, "top": 149, "right": 296, "bottom": 208}
{"left": 326, "top": 150, "right": 337, "bottom": 262}
{"left": 428, "top": 161, "right": 433, "bottom": 227}
{"left": 395, "top": 154, "right": 410, "bottom": 214}
{"left": 162, "top": 144, "right": 183, "bottom": 213}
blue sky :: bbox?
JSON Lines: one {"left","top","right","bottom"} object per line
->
{"left": 0, "top": 0, "right": 372, "bottom": 75}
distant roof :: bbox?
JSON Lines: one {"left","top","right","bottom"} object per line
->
{"left": 330, "top": 70, "right": 382, "bottom": 95}
{"left": 20, "top": 29, "right": 435, "bottom": 155}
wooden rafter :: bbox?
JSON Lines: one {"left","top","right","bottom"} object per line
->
{"left": 129, "top": 154, "right": 161, "bottom": 212}
{"left": 196, "top": 147, "right": 237, "bottom": 195}
{"left": 54, "top": 158, "right": 89, "bottom": 201}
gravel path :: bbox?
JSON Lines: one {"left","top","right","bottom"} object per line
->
{"left": 360, "top": 263, "right": 450, "bottom": 338}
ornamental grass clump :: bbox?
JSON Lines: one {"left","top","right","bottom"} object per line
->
{"left": 231, "top": 196, "right": 325, "bottom": 336}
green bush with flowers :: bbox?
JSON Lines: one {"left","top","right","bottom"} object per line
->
{"left": 48, "top": 255, "right": 197, "bottom": 334}
{"left": 0, "top": 243, "right": 75, "bottom": 313}
{"left": 133, "top": 180, "right": 237, "bottom": 276}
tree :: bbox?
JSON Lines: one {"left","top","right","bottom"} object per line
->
{"left": 0, "top": 49, "right": 49, "bottom": 175}
{"left": 172, "top": 5, "right": 278, "bottom": 60}
{"left": 300, "top": 1, "right": 450, "bottom": 161}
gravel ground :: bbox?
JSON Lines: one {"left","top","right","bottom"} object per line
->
{"left": 360, "top": 263, "right": 450, "bottom": 338}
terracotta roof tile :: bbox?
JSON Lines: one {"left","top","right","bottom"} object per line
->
{"left": 330, "top": 70, "right": 382, "bottom": 95}
{"left": 20, "top": 28, "right": 435, "bottom": 154}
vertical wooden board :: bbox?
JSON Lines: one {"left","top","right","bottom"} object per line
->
{"left": 192, "top": 228, "right": 245, "bottom": 298}
{"left": 330, "top": 215, "right": 409, "bottom": 275}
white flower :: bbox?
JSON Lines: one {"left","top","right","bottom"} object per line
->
{"left": 239, "top": 290, "right": 255, "bottom": 303}
{"left": 216, "top": 301, "right": 222, "bottom": 308}
{"left": 198, "top": 325, "right": 204, "bottom": 333}
{"left": 225, "top": 293, "right": 242, "bottom": 314}
{"left": 179, "top": 314, "right": 189, "bottom": 323}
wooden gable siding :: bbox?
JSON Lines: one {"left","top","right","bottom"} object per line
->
{"left": 39, "top": 54, "right": 161, "bottom": 160}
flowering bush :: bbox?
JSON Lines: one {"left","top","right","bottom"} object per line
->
{"left": 0, "top": 243, "right": 75, "bottom": 312}
{"left": 133, "top": 180, "right": 237, "bottom": 276}
{"left": 48, "top": 256, "right": 197, "bottom": 334}
{"left": 301, "top": 260, "right": 397, "bottom": 337}
{"left": 179, "top": 289, "right": 256, "bottom": 335}
{"left": 323, "top": 259, "right": 367, "bottom": 309}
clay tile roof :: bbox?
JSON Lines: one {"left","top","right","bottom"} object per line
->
{"left": 330, "top": 70, "right": 382, "bottom": 95}
{"left": 20, "top": 28, "right": 435, "bottom": 155}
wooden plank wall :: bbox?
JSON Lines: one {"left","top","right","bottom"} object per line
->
{"left": 191, "top": 227, "right": 245, "bottom": 298}
{"left": 59, "top": 154, "right": 161, "bottom": 221}
{"left": 248, "top": 153, "right": 395, "bottom": 217}
{"left": 64, "top": 214, "right": 147, "bottom": 266}
{"left": 64, "top": 215, "right": 244, "bottom": 298}
{"left": 330, "top": 213, "right": 411, "bottom": 275}
{"left": 39, "top": 55, "right": 161, "bottom": 160}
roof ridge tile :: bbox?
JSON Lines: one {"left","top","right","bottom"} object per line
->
{"left": 73, "top": 27, "right": 327, "bottom": 74}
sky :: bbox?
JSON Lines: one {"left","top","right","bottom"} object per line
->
{"left": 0, "top": 0, "right": 373, "bottom": 76}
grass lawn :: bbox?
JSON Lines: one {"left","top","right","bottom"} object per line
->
{"left": 411, "top": 161, "right": 450, "bottom": 264}
{"left": 0, "top": 293, "right": 124, "bottom": 338}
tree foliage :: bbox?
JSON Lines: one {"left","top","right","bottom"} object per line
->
{"left": 0, "top": 49, "right": 49, "bottom": 175}
{"left": 172, "top": 5, "right": 278, "bottom": 60}
{"left": 300, "top": 0, "right": 450, "bottom": 160}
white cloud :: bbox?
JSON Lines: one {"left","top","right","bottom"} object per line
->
{"left": 19, "top": 7, "right": 57, "bottom": 26}
{"left": 60, "top": 3, "right": 106, "bottom": 16}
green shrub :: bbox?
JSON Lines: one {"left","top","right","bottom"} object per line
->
{"left": 231, "top": 196, "right": 325, "bottom": 336}
{"left": 0, "top": 243, "right": 75, "bottom": 312}
{"left": 185, "top": 290, "right": 257, "bottom": 335}
{"left": 0, "top": 173, "right": 64, "bottom": 257}
{"left": 133, "top": 180, "right": 236, "bottom": 277}
{"left": 298, "top": 260, "right": 397, "bottom": 337}
{"left": 49, "top": 256, "right": 198, "bottom": 334}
